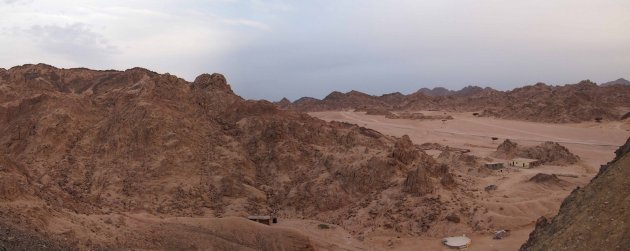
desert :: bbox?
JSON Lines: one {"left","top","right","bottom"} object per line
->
{"left": 2, "top": 1, "right": 630, "bottom": 250}
{"left": 0, "top": 64, "right": 629, "bottom": 251}
{"left": 308, "top": 109, "right": 628, "bottom": 250}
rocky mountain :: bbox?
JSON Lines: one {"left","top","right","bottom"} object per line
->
{"left": 274, "top": 97, "right": 291, "bottom": 108}
{"left": 601, "top": 78, "right": 630, "bottom": 86}
{"left": 480, "top": 80, "right": 630, "bottom": 123}
{"left": 287, "top": 90, "right": 397, "bottom": 112}
{"left": 0, "top": 64, "right": 464, "bottom": 249}
{"left": 493, "top": 140, "right": 580, "bottom": 165}
{"left": 282, "top": 80, "right": 630, "bottom": 123}
{"left": 417, "top": 87, "right": 453, "bottom": 96}
{"left": 409, "top": 85, "right": 489, "bottom": 97}
{"left": 284, "top": 86, "right": 497, "bottom": 112}
{"left": 520, "top": 136, "right": 630, "bottom": 251}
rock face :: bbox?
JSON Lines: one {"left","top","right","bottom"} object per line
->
{"left": 521, "top": 142, "right": 580, "bottom": 165}
{"left": 192, "top": 73, "right": 232, "bottom": 93}
{"left": 403, "top": 166, "right": 434, "bottom": 196}
{"left": 612, "top": 137, "right": 630, "bottom": 163}
{"left": 392, "top": 135, "right": 419, "bottom": 165}
{"left": 0, "top": 222, "right": 70, "bottom": 251}
{"left": 445, "top": 213, "right": 461, "bottom": 223}
{"left": 520, "top": 137, "right": 630, "bottom": 250}
{"left": 494, "top": 139, "right": 520, "bottom": 158}
{"left": 282, "top": 80, "right": 630, "bottom": 123}
{"left": 528, "top": 173, "right": 562, "bottom": 185}
{"left": 493, "top": 140, "right": 579, "bottom": 165}
{"left": 0, "top": 64, "right": 458, "bottom": 249}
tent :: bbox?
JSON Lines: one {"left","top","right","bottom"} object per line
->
{"left": 442, "top": 235, "right": 471, "bottom": 249}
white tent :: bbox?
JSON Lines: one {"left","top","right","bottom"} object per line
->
{"left": 442, "top": 235, "right": 471, "bottom": 249}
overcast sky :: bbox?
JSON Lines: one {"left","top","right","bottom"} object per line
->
{"left": 1, "top": 0, "right": 629, "bottom": 100}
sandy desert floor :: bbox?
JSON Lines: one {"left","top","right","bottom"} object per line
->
{"left": 273, "top": 110, "right": 630, "bottom": 251}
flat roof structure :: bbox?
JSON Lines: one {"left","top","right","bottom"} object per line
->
{"left": 485, "top": 162, "right": 505, "bottom": 170}
{"left": 511, "top": 158, "right": 539, "bottom": 163}
{"left": 510, "top": 158, "right": 541, "bottom": 168}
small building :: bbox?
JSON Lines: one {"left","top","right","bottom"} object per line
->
{"left": 442, "top": 235, "right": 471, "bottom": 249}
{"left": 247, "top": 215, "right": 277, "bottom": 225}
{"left": 484, "top": 162, "right": 504, "bottom": 170}
{"left": 509, "top": 158, "right": 540, "bottom": 168}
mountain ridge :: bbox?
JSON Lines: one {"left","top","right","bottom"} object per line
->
{"left": 0, "top": 63, "right": 468, "bottom": 250}
{"left": 279, "top": 80, "right": 630, "bottom": 123}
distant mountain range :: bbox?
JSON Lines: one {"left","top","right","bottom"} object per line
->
{"left": 276, "top": 79, "right": 630, "bottom": 123}
{"left": 416, "top": 86, "right": 491, "bottom": 97}
{"left": 601, "top": 78, "right": 630, "bottom": 86}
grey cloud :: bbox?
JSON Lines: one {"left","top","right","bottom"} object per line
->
{"left": 215, "top": 1, "right": 630, "bottom": 101}
{"left": 2, "top": 1, "right": 627, "bottom": 101}
{"left": 1, "top": 0, "right": 31, "bottom": 4}
{"left": 24, "top": 23, "right": 118, "bottom": 63}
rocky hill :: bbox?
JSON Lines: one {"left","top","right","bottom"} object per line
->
{"left": 281, "top": 80, "right": 630, "bottom": 123}
{"left": 480, "top": 80, "right": 630, "bottom": 123}
{"left": 493, "top": 139, "right": 580, "bottom": 165}
{"left": 417, "top": 87, "right": 453, "bottom": 97}
{"left": 287, "top": 90, "right": 398, "bottom": 112}
{"left": 520, "top": 136, "right": 630, "bottom": 250}
{"left": 0, "top": 64, "right": 464, "bottom": 249}
{"left": 601, "top": 78, "right": 630, "bottom": 86}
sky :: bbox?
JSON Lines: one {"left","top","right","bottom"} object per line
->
{"left": 1, "top": 0, "right": 629, "bottom": 101}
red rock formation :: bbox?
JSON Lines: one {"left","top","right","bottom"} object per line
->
{"left": 0, "top": 64, "right": 457, "bottom": 249}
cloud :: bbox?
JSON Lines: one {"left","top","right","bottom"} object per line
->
{"left": 248, "top": 0, "right": 292, "bottom": 12}
{"left": 23, "top": 23, "right": 118, "bottom": 62}
{"left": 1, "top": 0, "right": 628, "bottom": 101}
{"left": 1, "top": 0, "right": 30, "bottom": 4}
{"left": 221, "top": 18, "right": 271, "bottom": 30}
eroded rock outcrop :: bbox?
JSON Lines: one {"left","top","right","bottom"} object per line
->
{"left": 192, "top": 73, "right": 232, "bottom": 93}
{"left": 493, "top": 140, "right": 579, "bottom": 165}
{"left": 392, "top": 135, "right": 419, "bottom": 165}
{"left": 528, "top": 173, "right": 562, "bottom": 185}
